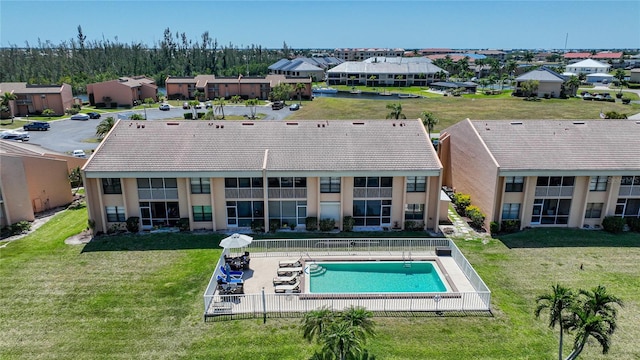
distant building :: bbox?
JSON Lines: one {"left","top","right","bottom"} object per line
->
{"left": 0, "top": 140, "right": 86, "bottom": 226}
{"left": 0, "top": 82, "right": 73, "bottom": 117}
{"left": 418, "top": 48, "right": 454, "bottom": 56}
{"left": 514, "top": 67, "right": 566, "bottom": 98}
{"left": 473, "top": 50, "right": 507, "bottom": 61}
{"left": 334, "top": 48, "right": 405, "bottom": 61}
{"left": 87, "top": 76, "right": 157, "bottom": 107}
{"left": 268, "top": 57, "right": 343, "bottom": 82}
{"left": 565, "top": 59, "right": 610, "bottom": 75}
{"left": 326, "top": 61, "right": 447, "bottom": 87}
{"left": 165, "top": 74, "right": 312, "bottom": 101}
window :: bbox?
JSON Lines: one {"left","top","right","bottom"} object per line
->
{"left": 137, "top": 178, "right": 178, "bottom": 200}
{"left": 353, "top": 199, "right": 391, "bottom": 226}
{"left": 615, "top": 198, "right": 640, "bottom": 218}
{"left": 320, "top": 177, "right": 341, "bottom": 193}
{"left": 537, "top": 176, "right": 574, "bottom": 187}
{"left": 226, "top": 201, "right": 264, "bottom": 227}
{"left": 502, "top": 203, "right": 521, "bottom": 220}
{"left": 139, "top": 201, "right": 180, "bottom": 227}
{"left": 268, "top": 200, "right": 307, "bottom": 227}
{"left": 105, "top": 206, "right": 125, "bottom": 222}
{"left": 102, "top": 178, "right": 122, "bottom": 194}
{"left": 354, "top": 177, "right": 392, "bottom": 188}
{"left": 267, "top": 177, "right": 306, "bottom": 188}
{"left": 589, "top": 176, "right": 608, "bottom": 191}
{"left": 585, "top": 203, "right": 603, "bottom": 219}
{"left": 404, "top": 204, "right": 424, "bottom": 220}
{"left": 406, "top": 176, "right": 426, "bottom": 192}
{"left": 225, "top": 177, "right": 263, "bottom": 189}
{"left": 505, "top": 177, "right": 524, "bottom": 192}
{"left": 190, "top": 178, "right": 210, "bottom": 194}
{"left": 531, "top": 198, "right": 571, "bottom": 225}
{"left": 192, "top": 206, "right": 212, "bottom": 221}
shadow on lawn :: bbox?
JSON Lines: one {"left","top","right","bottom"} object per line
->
{"left": 496, "top": 228, "right": 640, "bottom": 249}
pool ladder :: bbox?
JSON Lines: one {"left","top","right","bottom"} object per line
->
{"left": 402, "top": 251, "right": 412, "bottom": 268}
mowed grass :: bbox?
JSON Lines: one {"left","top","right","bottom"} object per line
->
{"left": 288, "top": 95, "right": 640, "bottom": 132}
{"left": 1, "top": 209, "right": 639, "bottom": 359}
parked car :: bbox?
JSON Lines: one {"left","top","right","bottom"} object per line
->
{"left": 271, "top": 101, "right": 284, "bottom": 110}
{"left": 72, "top": 149, "right": 86, "bottom": 158}
{"left": 87, "top": 112, "right": 101, "bottom": 119}
{"left": 70, "top": 113, "right": 90, "bottom": 121}
{"left": 289, "top": 103, "right": 300, "bottom": 111}
{"left": 159, "top": 103, "right": 171, "bottom": 111}
{"left": 23, "top": 121, "right": 50, "bottom": 131}
{"left": 205, "top": 102, "right": 213, "bottom": 109}
{"left": 195, "top": 103, "right": 203, "bottom": 109}
{"left": 182, "top": 102, "right": 190, "bottom": 109}
{"left": 1, "top": 131, "right": 30, "bottom": 141}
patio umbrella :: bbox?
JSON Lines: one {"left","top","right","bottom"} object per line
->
{"left": 219, "top": 233, "right": 253, "bottom": 248}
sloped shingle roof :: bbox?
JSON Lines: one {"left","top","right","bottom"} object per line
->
{"left": 327, "top": 61, "right": 445, "bottom": 75}
{"left": 515, "top": 67, "right": 566, "bottom": 82}
{"left": 84, "top": 120, "right": 441, "bottom": 176}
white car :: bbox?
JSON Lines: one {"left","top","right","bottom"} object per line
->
{"left": 72, "top": 149, "right": 87, "bottom": 158}
{"left": 1, "top": 130, "right": 30, "bottom": 141}
{"left": 159, "top": 103, "right": 171, "bottom": 111}
{"left": 70, "top": 113, "right": 90, "bottom": 121}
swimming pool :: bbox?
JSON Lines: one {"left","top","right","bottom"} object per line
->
{"left": 308, "top": 261, "right": 447, "bottom": 294}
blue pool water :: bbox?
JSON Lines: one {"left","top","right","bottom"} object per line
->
{"left": 308, "top": 261, "right": 447, "bottom": 293}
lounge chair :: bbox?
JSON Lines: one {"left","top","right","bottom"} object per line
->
{"left": 279, "top": 259, "right": 302, "bottom": 268}
{"left": 273, "top": 274, "right": 298, "bottom": 285}
{"left": 220, "top": 265, "right": 243, "bottom": 279}
{"left": 274, "top": 280, "right": 301, "bottom": 294}
{"left": 277, "top": 266, "right": 303, "bottom": 276}
{"left": 217, "top": 275, "right": 243, "bottom": 284}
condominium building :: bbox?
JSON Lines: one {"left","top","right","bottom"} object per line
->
{"left": 82, "top": 119, "right": 444, "bottom": 234}
{"left": 439, "top": 119, "right": 640, "bottom": 230}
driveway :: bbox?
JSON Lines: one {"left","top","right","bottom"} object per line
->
{"left": 25, "top": 104, "right": 293, "bottom": 153}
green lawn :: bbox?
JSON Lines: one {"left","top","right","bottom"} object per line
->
{"left": 1, "top": 209, "right": 639, "bottom": 359}
{"left": 289, "top": 95, "right": 640, "bottom": 132}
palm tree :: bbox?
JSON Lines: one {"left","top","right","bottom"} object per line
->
{"left": 349, "top": 76, "right": 357, "bottom": 88}
{"left": 613, "top": 69, "right": 626, "bottom": 96}
{"left": 385, "top": 103, "right": 406, "bottom": 120}
{"left": 368, "top": 75, "right": 377, "bottom": 88}
{"left": 202, "top": 109, "right": 215, "bottom": 120}
{"left": 295, "top": 82, "right": 306, "bottom": 104}
{"left": 322, "top": 321, "right": 364, "bottom": 360}
{"left": 68, "top": 166, "right": 83, "bottom": 195}
{"left": 535, "top": 284, "right": 574, "bottom": 360}
{"left": 215, "top": 97, "right": 225, "bottom": 119}
{"left": 565, "top": 76, "right": 581, "bottom": 97}
{"left": 245, "top": 98, "right": 259, "bottom": 119}
{"left": 523, "top": 51, "right": 535, "bottom": 64}
{"left": 341, "top": 306, "right": 375, "bottom": 339}
{"left": 420, "top": 111, "right": 439, "bottom": 140}
{"left": 302, "top": 307, "right": 335, "bottom": 343}
{"left": 95, "top": 116, "right": 115, "bottom": 139}
{"left": 1, "top": 91, "right": 18, "bottom": 122}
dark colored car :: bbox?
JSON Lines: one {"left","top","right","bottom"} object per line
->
{"left": 289, "top": 103, "right": 300, "bottom": 111}
{"left": 87, "top": 112, "right": 101, "bottom": 119}
{"left": 23, "top": 121, "right": 50, "bottom": 131}
{"left": 271, "top": 101, "right": 284, "bottom": 110}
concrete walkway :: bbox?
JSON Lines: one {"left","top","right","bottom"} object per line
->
{"left": 443, "top": 208, "right": 491, "bottom": 243}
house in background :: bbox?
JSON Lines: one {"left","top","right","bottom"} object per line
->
{"left": 0, "top": 82, "right": 73, "bottom": 116}
{"left": 326, "top": 61, "right": 447, "bottom": 87}
{"left": 438, "top": 119, "right": 640, "bottom": 231}
{"left": 82, "top": 119, "right": 444, "bottom": 235}
{"left": 565, "top": 59, "right": 610, "bottom": 75}
{"left": 165, "top": 74, "right": 312, "bottom": 101}
{"left": 513, "top": 67, "right": 566, "bottom": 98}
{"left": 0, "top": 140, "right": 86, "bottom": 226}
{"left": 268, "top": 57, "right": 343, "bottom": 82}
{"left": 334, "top": 48, "right": 405, "bottom": 61}
{"left": 630, "top": 68, "right": 640, "bottom": 83}
{"left": 86, "top": 76, "right": 157, "bottom": 107}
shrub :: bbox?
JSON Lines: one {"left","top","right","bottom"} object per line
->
{"left": 269, "top": 219, "right": 280, "bottom": 233}
{"left": 250, "top": 220, "right": 265, "bottom": 233}
{"left": 177, "top": 218, "right": 190, "bottom": 232}
{"left": 65, "top": 108, "right": 79, "bottom": 115}
{"left": 342, "top": 216, "right": 354, "bottom": 232}
{"left": 452, "top": 193, "right": 471, "bottom": 216}
{"left": 602, "top": 216, "right": 626, "bottom": 234}
{"left": 404, "top": 221, "right": 424, "bottom": 231}
{"left": 7, "top": 221, "right": 31, "bottom": 235}
{"left": 288, "top": 222, "right": 296, "bottom": 230}
{"left": 87, "top": 219, "right": 96, "bottom": 231}
{"left": 184, "top": 112, "right": 193, "bottom": 120}
{"left": 605, "top": 111, "right": 627, "bottom": 119}
{"left": 621, "top": 98, "right": 631, "bottom": 105}
{"left": 465, "top": 205, "right": 486, "bottom": 229}
{"left": 501, "top": 219, "right": 521, "bottom": 234}
{"left": 490, "top": 221, "right": 499, "bottom": 234}
{"left": 95, "top": 102, "right": 106, "bottom": 108}
{"left": 72, "top": 104, "right": 82, "bottom": 110}
{"left": 626, "top": 217, "right": 640, "bottom": 232}
{"left": 107, "top": 223, "right": 124, "bottom": 234}
{"left": 305, "top": 217, "right": 318, "bottom": 231}
{"left": 319, "top": 218, "right": 335, "bottom": 232}
{"left": 125, "top": 216, "right": 140, "bottom": 233}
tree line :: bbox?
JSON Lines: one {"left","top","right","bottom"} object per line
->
{"left": 0, "top": 26, "right": 291, "bottom": 95}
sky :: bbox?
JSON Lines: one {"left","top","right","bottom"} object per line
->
{"left": 1, "top": 0, "right": 639, "bottom": 50}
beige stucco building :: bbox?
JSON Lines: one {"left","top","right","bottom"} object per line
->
{"left": 82, "top": 119, "right": 445, "bottom": 234}
{"left": 165, "top": 74, "right": 311, "bottom": 101}
{"left": 0, "top": 82, "right": 74, "bottom": 116}
{"left": 0, "top": 141, "right": 86, "bottom": 226}
{"left": 439, "top": 119, "right": 640, "bottom": 231}
{"left": 513, "top": 67, "right": 566, "bottom": 98}
{"left": 86, "top": 76, "right": 157, "bottom": 107}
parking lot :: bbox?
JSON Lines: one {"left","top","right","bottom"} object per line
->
{"left": 23, "top": 104, "right": 294, "bottom": 153}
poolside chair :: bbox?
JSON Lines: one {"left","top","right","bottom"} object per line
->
{"left": 279, "top": 259, "right": 302, "bottom": 268}
{"left": 274, "top": 280, "right": 301, "bottom": 294}
{"left": 217, "top": 275, "right": 243, "bottom": 284}
{"left": 273, "top": 274, "right": 298, "bottom": 285}
{"left": 277, "top": 266, "right": 303, "bottom": 276}
{"left": 220, "top": 265, "right": 243, "bottom": 279}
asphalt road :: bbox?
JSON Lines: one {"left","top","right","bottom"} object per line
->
{"left": 24, "top": 104, "right": 294, "bottom": 153}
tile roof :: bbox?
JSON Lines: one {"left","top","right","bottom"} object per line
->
{"left": 563, "top": 52, "right": 591, "bottom": 59}
{"left": 84, "top": 120, "right": 441, "bottom": 176}
{"left": 592, "top": 52, "right": 623, "bottom": 59}
{"left": 463, "top": 120, "right": 640, "bottom": 173}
